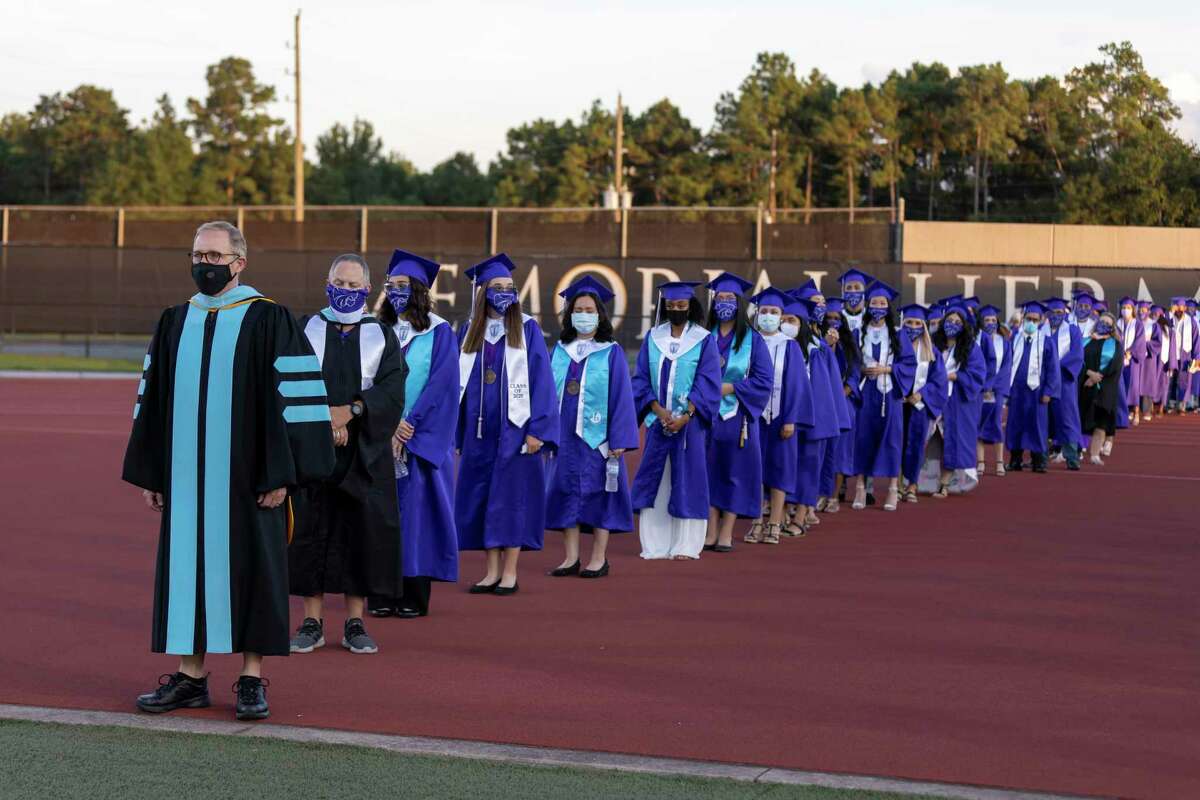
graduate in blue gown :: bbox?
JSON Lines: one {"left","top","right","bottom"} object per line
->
{"left": 898, "top": 305, "right": 946, "bottom": 503}
{"left": 850, "top": 281, "right": 916, "bottom": 512}
{"left": 786, "top": 292, "right": 845, "bottom": 533}
{"left": 631, "top": 282, "right": 723, "bottom": 560}
{"left": 838, "top": 267, "right": 874, "bottom": 338}
{"left": 703, "top": 272, "right": 774, "bottom": 551}
{"left": 370, "top": 249, "right": 460, "bottom": 619}
{"left": 932, "top": 304, "right": 987, "bottom": 495}
{"left": 1043, "top": 298, "right": 1085, "bottom": 470}
{"left": 455, "top": 254, "right": 559, "bottom": 595}
{"left": 1005, "top": 301, "right": 1062, "bottom": 473}
{"left": 975, "top": 305, "right": 1012, "bottom": 477}
{"left": 821, "top": 298, "right": 861, "bottom": 513}
{"left": 545, "top": 276, "right": 639, "bottom": 579}
{"left": 1119, "top": 297, "right": 1145, "bottom": 427}
{"left": 744, "top": 287, "right": 812, "bottom": 546}
{"left": 1135, "top": 301, "right": 1161, "bottom": 420}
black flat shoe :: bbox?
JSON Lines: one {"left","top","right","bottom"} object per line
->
{"left": 136, "top": 672, "right": 210, "bottom": 714}
{"left": 1067, "top": 462, "right": 1080, "bottom": 471}
{"left": 579, "top": 561, "right": 609, "bottom": 578}
{"left": 394, "top": 607, "right": 425, "bottom": 618}
{"left": 548, "top": 560, "right": 580, "bottom": 577}
{"left": 702, "top": 543, "right": 717, "bottom": 551}
{"left": 713, "top": 544, "right": 733, "bottom": 553}
{"left": 494, "top": 582, "right": 519, "bottom": 596}
{"left": 368, "top": 607, "right": 395, "bottom": 618}
{"left": 468, "top": 581, "right": 500, "bottom": 594}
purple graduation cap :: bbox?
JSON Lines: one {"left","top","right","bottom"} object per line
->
{"left": 1093, "top": 299, "right": 1109, "bottom": 313}
{"left": 900, "top": 304, "right": 927, "bottom": 321}
{"left": 559, "top": 274, "right": 615, "bottom": 304}
{"left": 387, "top": 248, "right": 441, "bottom": 287}
{"left": 657, "top": 280, "right": 703, "bottom": 301}
{"left": 926, "top": 303, "right": 946, "bottom": 322}
{"left": 782, "top": 291, "right": 808, "bottom": 319}
{"left": 795, "top": 297, "right": 820, "bottom": 322}
{"left": 977, "top": 304, "right": 1002, "bottom": 320}
{"left": 465, "top": 253, "right": 516, "bottom": 286}
{"left": 866, "top": 280, "right": 899, "bottom": 303}
{"left": 1073, "top": 291, "right": 1097, "bottom": 307}
{"left": 825, "top": 297, "right": 845, "bottom": 315}
{"left": 1187, "top": 299, "right": 1198, "bottom": 309}
{"left": 1042, "top": 297, "right": 1070, "bottom": 310}
{"left": 791, "top": 277, "right": 822, "bottom": 301}
{"left": 706, "top": 271, "right": 754, "bottom": 297}
{"left": 838, "top": 268, "right": 874, "bottom": 287}
{"left": 1151, "top": 304, "right": 1166, "bottom": 315}
{"left": 963, "top": 296, "right": 981, "bottom": 311}
{"left": 748, "top": 286, "right": 794, "bottom": 311}
{"left": 1118, "top": 296, "right": 1136, "bottom": 308}
{"left": 1022, "top": 300, "right": 1048, "bottom": 317}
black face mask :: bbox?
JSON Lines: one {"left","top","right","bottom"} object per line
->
{"left": 666, "top": 308, "right": 690, "bottom": 326}
{"left": 192, "top": 263, "right": 233, "bottom": 296}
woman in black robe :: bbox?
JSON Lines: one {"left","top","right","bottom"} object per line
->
{"left": 1079, "top": 311, "right": 1124, "bottom": 466}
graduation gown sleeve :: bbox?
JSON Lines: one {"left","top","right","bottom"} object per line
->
{"left": 404, "top": 323, "right": 460, "bottom": 467}
{"left": 730, "top": 333, "right": 775, "bottom": 421}
{"left": 524, "top": 318, "right": 560, "bottom": 449}
{"left": 687, "top": 336, "right": 724, "bottom": 425}
{"left": 122, "top": 307, "right": 176, "bottom": 492}
{"left": 1041, "top": 336, "right": 1062, "bottom": 401}
{"left": 347, "top": 322, "right": 407, "bottom": 487}
{"left": 891, "top": 333, "right": 918, "bottom": 399}
{"left": 782, "top": 340, "right": 813, "bottom": 428}
{"left": 632, "top": 336, "right": 656, "bottom": 422}
{"left": 954, "top": 343, "right": 987, "bottom": 403}
{"left": 920, "top": 353, "right": 949, "bottom": 419}
{"left": 606, "top": 345, "right": 642, "bottom": 452}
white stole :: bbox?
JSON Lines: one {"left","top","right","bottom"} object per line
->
{"left": 911, "top": 347, "right": 932, "bottom": 411}
{"left": 304, "top": 314, "right": 385, "bottom": 391}
{"left": 861, "top": 324, "right": 893, "bottom": 395}
{"left": 650, "top": 322, "right": 709, "bottom": 413}
{"left": 1010, "top": 329, "right": 1045, "bottom": 391}
{"left": 458, "top": 315, "right": 532, "bottom": 428}
{"left": 942, "top": 347, "right": 959, "bottom": 398}
{"left": 760, "top": 331, "right": 789, "bottom": 421}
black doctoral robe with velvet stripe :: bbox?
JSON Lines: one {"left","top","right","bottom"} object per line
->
{"left": 287, "top": 312, "right": 407, "bottom": 599}
{"left": 122, "top": 288, "right": 336, "bottom": 657}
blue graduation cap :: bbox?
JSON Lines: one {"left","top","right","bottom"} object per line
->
{"left": 657, "top": 281, "right": 703, "bottom": 301}
{"left": 559, "top": 275, "right": 614, "bottom": 304}
{"left": 825, "top": 297, "right": 845, "bottom": 315}
{"left": 796, "top": 298, "right": 821, "bottom": 322}
{"left": 977, "top": 304, "right": 1002, "bottom": 320}
{"left": 792, "top": 278, "right": 823, "bottom": 301}
{"left": 838, "top": 268, "right": 873, "bottom": 287}
{"left": 1022, "top": 300, "right": 1048, "bottom": 316}
{"left": 387, "top": 249, "right": 441, "bottom": 287}
{"left": 1187, "top": 299, "right": 1198, "bottom": 308}
{"left": 866, "top": 280, "right": 899, "bottom": 302}
{"left": 1151, "top": 304, "right": 1166, "bottom": 314}
{"left": 1043, "top": 297, "right": 1069, "bottom": 312}
{"left": 900, "top": 304, "right": 927, "bottom": 321}
{"left": 465, "top": 253, "right": 517, "bottom": 286}
{"left": 706, "top": 271, "right": 754, "bottom": 297}
{"left": 1093, "top": 299, "right": 1110, "bottom": 312}
{"left": 1118, "top": 296, "right": 1136, "bottom": 307}
{"left": 926, "top": 304, "right": 946, "bottom": 320}
{"left": 963, "top": 296, "right": 981, "bottom": 310}
{"left": 748, "top": 287, "right": 793, "bottom": 310}
{"left": 1073, "top": 291, "right": 1097, "bottom": 305}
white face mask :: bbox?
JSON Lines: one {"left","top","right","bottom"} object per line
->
{"left": 757, "top": 313, "right": 781, "bottom": 333}
{"left": 780, "top": 322, "right": 800, "bottom": 339}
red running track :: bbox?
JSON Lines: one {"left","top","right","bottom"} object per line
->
{"left": 0, "top": 377, "right": 1197, "bottom": 799}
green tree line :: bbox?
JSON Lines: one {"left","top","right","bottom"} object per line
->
{"left": 0, "top": 42, "right": 1197, "bottom": 225}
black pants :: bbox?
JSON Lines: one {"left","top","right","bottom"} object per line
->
{"left": 371, "top": 577, "right": 432, "bottom": 616}
{"left": 1009, "top": 449, "right": 1047, "bottom": 470}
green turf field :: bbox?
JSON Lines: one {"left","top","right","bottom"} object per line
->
{"left": 1, "top": 719, "right": 939, "bottom": 800}
{"left": 0, "top": 354, "right": 142, "bottom": 372}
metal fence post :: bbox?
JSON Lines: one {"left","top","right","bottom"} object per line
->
{"left": 236, "top": 206, "right": 245, "bottom": 231}
{"left": 1, "top": 207, "right": 8, "bottom": 245}
{"left": 360, "top": 207, "right": 369, "bottom": 252}
{"left": 620, "top": 208, "right": 628, "bottom": 259}
{"left": 116, "top": 208, "right": 125, "bottom": 248}
{"left": 490, "top": 208, "right": 499, "bottom": 255}
{"left": 755, "top": 204, "right": 763, "bottom": 261}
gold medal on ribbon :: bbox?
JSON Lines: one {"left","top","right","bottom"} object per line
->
{"left": 484, "top": 368, "right": 498, "bottom": 384}
{"left": 566, "top": 380, "right": 581, "bottom": 395}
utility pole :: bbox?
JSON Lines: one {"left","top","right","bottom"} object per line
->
{"left": 768, "top": 128, "right": 778, "bottom": 222}
{"left": 614, "top": 93, "right": 624, "bottom": 203}
{"left": 293, "top": 10, "right": 304, "bottom": 223}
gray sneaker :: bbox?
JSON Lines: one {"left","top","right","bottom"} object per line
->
{"left": 289, "top": 617, "right": 325, "bottom": 653}
{"left": 342, "top": 618, "right": 378, "bottom": 654}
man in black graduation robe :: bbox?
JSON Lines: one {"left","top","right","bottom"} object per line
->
{"left": 287, "top": 254, "right": 407, "bottom": 656}
{"left": 124, "top": 221, "right": 336, "bottom": 721}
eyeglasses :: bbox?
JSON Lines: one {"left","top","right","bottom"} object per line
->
{"left": 188, "top": 251, "right": 242, "bottom": 265}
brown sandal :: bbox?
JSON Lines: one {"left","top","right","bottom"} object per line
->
{"left": 743, "top": 521, "right": 763, "bottom": 544}
{"left": 762, "top": 523, "right": 781, "bottom": 545}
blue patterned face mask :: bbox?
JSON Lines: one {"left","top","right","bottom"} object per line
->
{"left": 812, "top": 304, "right": 827, "bottom": 319}
{"left": 826, "top": 317, "right": 842, "bottom": 330}
{"left": 571, "top": 312, "right": 599, "bottom": 334}
{"left": 904, "top": 325, "right": 924, "bottom": 340}
{"left": 714, "top": 299, "right": 738, "bottom": 321}
{"left": 982, "top": 321, "right": 998, "bottom": 334}
{"left": 844, "top": 291, "right": 865, "bottom": 310}
{"left": 486, "top": 288, "right": 517, "bottom": 313}
{"left": 942, "top": 320, "right": 963, "bottom": 338}
{"left": 1075, "top": 307, "right": 1091, "bottom": 321}
{"left": 326, "top": 284, "right": 369, "bottom": 323}
{"left": 386, "top": 286, "right": 411, "bottom": 314}
{"left": 869, "top": 306, "right": 888, "bottom": 321}
{"left": 1095, "top": 322, "right": 1114, "bottom": 336}
{"left": 1049, "top": 311, "right": 1067, "bottom": 327}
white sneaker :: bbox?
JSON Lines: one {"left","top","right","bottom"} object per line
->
{"left": 1101, "top": 441, "right": 1112, "bottom": 457}
{"left": 1050, "top": 452, "right": 1066, "bottom": 464}
{"left": 1090, "top": 456, "right": 1105, "bottom": 466}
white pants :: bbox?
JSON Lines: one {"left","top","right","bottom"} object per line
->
{"left": 639, "top": 459, "right": 706, "bottom": 559}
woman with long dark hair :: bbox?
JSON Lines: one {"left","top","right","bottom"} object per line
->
{"left": 369, "top": 249, "right": 460, "bottom": 619}
{"left": 820, "top": 298, "right": 860, "bottom": 513}
{"left": 975, "top": 304, "right": 1012, "bottom": 477}
{"left": 931, "top": 305, "right": 986, "bottom": 497}
{"left": 455, "top": 254, "right": 559, "bottom": 595}
{"left": 630, "top": 282, "right": 722, "bottom": 560}
{"left": 1079, "top": 311, "right": 1125, "bottom": 465}
{"left": 544, "top": 276, "right": 639, "bottom": 579}
{"left": 850, "top": 281, "right": 916, "bottom": 512}
{"left": 702, "top": 272, "right": 774, "bottom": 552}
{"left": 898, "top": 305, "right": 946, "bottom": 503}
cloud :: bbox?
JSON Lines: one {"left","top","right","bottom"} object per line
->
{"left": 1175, "top": 101, "right": 1200, "bottom": 146}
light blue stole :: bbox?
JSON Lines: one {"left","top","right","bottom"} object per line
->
{"left": 395, "top": 313, "right": 448, "bottom": 420}
{"left": 646, "top": 322, "right": 707, "bottom": 427}
{"left": 713, "top": 329, "right": 753, "bottom": 419}
{"left": 551, "top": 339, "right": 612, "bottom": 449}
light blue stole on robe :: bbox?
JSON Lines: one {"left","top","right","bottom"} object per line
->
{"left": 394, "top": 313, "right": 448, "bottom": 420}
{"left": 646, "top": 322, "right": 707, "bottom": 427}
{"left": 713, "top": 329, "right": 752, "bottom": 420}
{"left": 550, "top": 339, "right": 612, "bottom": 449}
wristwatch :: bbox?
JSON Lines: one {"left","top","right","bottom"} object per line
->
{"left": 350, "top": 400, "right": 364, "bottom": 418}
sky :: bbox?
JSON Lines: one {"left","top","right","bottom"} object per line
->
{"left": 2, "top": 0, "right": 1198, "bottom": 171}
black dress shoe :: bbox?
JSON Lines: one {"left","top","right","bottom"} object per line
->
{"left": 394, "top": 607, "right": 425, "bottom": 618}
{"left": 702, "top": 543, "right": 717, "bottom": 551}
{"left": 579, "top": 561, "right": 609, "bottom": 578}
{"left": 368, "top": 607, "right": 395, "bottom": 618}
{"left": 713, "top": 544, "right": 733, "bottom": 553}
{"left": 494, "top": 582, "right": 519, "bottom": 596}
{"left": 136, "top": 672, "right": 210, "bottom": 714}
{"left": 469, "top": 580, "right": 500, "bottom": 594}
{"left": 548, "top": 560, "right": 580, "bottom": 577}
{"left": 1066, "top": 462, "right": 1080, "bottom": 471}
{"left": 233, "top": 676, "right": 270, "bottom": 721}
{"left": 1032, "top": 463, "right": 1047, "bottom": 474}
{"left": 1007, "top": 460, "right": 1023, "bottom": 472}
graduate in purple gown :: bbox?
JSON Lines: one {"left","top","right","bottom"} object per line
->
{"left": 370, "top": 249, "right": 460, "bottom": 619}
{"left": 932, "top": 305, "right": 987, "bottom": 494}
{"left": 1005, "top": 301, "right": 1062, "bottom": 473}
{"left": 1165, "top": 297, "right": 1194, "bottom": 413}
{"left": 455, "top": 254, "right": 559, "bottom": 595}
{"left": 1120, "top": 297, "right": 1145, "bottom": 426}
{"left": 820, "top": 298, "right": 861, "bottom": 514}
{"left": 1136, "top": 301, "right": 1162, "bottom": 420}
{"left": 545, "top": 276, "right": 640, "bottom": 579}
{"left": 631, "top": 282, "right": 723, "bottom": 560}
{"left": 703, "top": 272, "right": 775, "bottom": 551}
{"left": 838, "top": 267, "right": 874, "bottom": 337}
{"left": 975, "top": 305, "right": 1012, "bottom": 476}
{"left": 898, "top": 305, "right": 946, "bottom": 503}
{"left": 1071, "top": 291, "right": 1098, "bottom": 340}
{"left": 1151, "top": 305, "right": 1172, "bottom": 414}
{"left": 744, "top": 287, "right": 811, "bottom": 546}
{"left": 1187, "top": 300, "right": 1200, "bottom": 413}
{"left": 926, "top": 303, "right": 945, "bottom": 336}
{"left": 850, "top": 281, "right": 916, "bottom": 512}
{"left": 1044, "top": 298, "right": 1085, "bottom": 470}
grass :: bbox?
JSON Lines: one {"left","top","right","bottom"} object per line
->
{"left": 0, "top": 353, "right": 142, "bottom": 372}
{"left": 0, "top": 719, "right": 941, "bottom": 800}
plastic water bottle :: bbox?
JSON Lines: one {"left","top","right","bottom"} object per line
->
{"left": 605, "top": 455, "right": 620, "bottom": 493}
{"left": 394, "top": 450, "right": 408, "bottom": 479}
